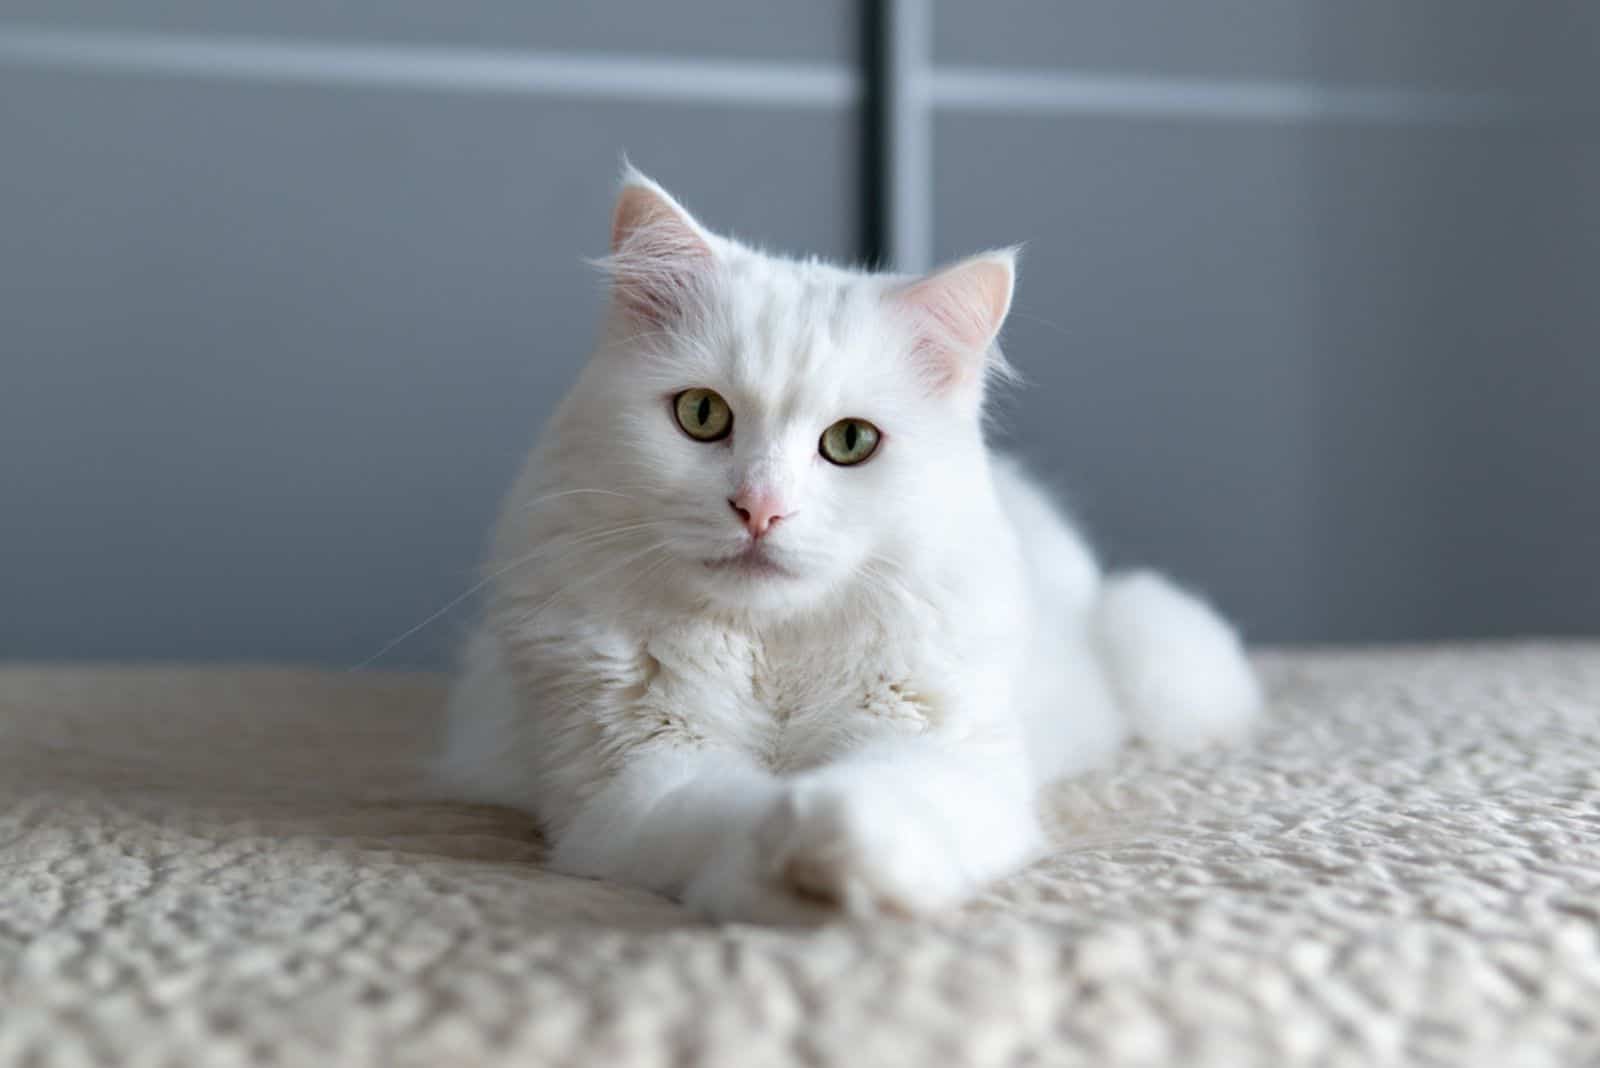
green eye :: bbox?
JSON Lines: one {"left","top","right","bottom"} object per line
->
{"left": 819, "top": 418, "right": 881, "bottom": 466}
{"left": 673, "top": 388, "right": 733, "bottom": 442}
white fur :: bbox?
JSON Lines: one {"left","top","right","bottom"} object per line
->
{"left": 439, "top": 169, "right": 1263, "bottom": 923}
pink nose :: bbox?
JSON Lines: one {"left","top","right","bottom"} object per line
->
{"left": 728, "top": 490, "right": 790, "bottom": 538}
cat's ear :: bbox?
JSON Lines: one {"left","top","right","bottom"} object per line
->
{"left": 602, "top": 168, "right": 715, "bottom": 327}
{"left": 889, "top": 249, "right": 1018, "bottom": 398}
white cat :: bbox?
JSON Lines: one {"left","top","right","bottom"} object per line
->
{"left": 440, "top": 168, "right": 1261, "bottom": 923}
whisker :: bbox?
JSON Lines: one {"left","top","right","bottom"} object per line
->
{"left": 348, "top": 587, "right": 490, "bottom": 673}
{"left": 348, "top": 521, "right": 678, "bottom": 671}
{"left": 506, "top": 540, "right": 676, "bottom": 626}
{"left": 520, "top": 487, "right": 635, "bottom": 513}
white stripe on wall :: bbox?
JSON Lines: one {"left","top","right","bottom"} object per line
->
{"left": 927, "top": 68, "right": 1552, "bottom": 126}
{"left": 0, "top": 24, "right": 859, "bottom": 107}
{"left": 1, "top": 24, "right": 1565, "bottom": 127}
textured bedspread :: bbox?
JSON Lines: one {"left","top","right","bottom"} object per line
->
{"left": 1, "top": 645, "right": 1598, "bottom": 1066}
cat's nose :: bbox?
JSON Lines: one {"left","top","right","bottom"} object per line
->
{"left": 728, "top": 491, "right": 790, "bottom": 538}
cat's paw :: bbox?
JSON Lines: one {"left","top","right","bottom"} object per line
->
{"left": 755, "top": 779, "right": 973, "bottom": 918}
{"left": 682, "top": 831, "right": 838, "bottom": 926}
{"left": 681, "top": 780, "right": 980, "bottom": 923}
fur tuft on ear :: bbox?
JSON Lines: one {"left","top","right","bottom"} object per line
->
{"left": 595, "top": 166, "right": 715, "bottom": 328}
{"left": 889, "top": 249, "right": 1019, "bottom": 397}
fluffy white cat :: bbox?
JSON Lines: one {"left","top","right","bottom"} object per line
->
{"left": 440, "top": 169, "right": 1261, "bottom": 923}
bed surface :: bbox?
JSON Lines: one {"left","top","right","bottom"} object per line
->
{"left": 2, "top": 644, "right": 1597, "bottom": 1066}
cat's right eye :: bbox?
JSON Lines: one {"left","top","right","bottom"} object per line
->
{"left": 673, "top": 389, "right": 733, "bottom": 442}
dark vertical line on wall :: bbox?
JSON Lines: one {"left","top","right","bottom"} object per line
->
{"left": 859, "top": 0, "right": 889, "bottom": 268}
{"left": 877, "top": 0, "right": 932, "bottom": 272}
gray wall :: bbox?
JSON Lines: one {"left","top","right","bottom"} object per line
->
{"left": 924, "top": 1, "right": 1600, "bottom": 644}
{"left": 0, "top": 2, "right": 1595, "bottom": 667}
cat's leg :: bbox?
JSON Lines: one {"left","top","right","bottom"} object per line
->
{"left": 546, "top": 746, "right": 833, "bottom": 924}
{"left": 756, "top": 734, "right": 1044, "bottom": 917}
{"left": 1093, "top": 569, "right": 1262, "bottom": 750}
{"left": 549, "top": 734, "right": 1042, "bottom": 921}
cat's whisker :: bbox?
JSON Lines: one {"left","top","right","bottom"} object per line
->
{"left": 503, "top": 540, "right": 677, "bottom": 628}
{"left": 349, "top": 521, "right": 680, "bottom": 670}
{"left": 487, "top": 521, "right": 678, "bottom": 581}
{"left": 520, "top": 488, "right": 636, "bottom": 513}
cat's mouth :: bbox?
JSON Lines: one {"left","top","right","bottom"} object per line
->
{"left": 703, "top": 544, "right": 793, "bottom": 578}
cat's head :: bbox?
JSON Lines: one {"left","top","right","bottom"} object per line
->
{"left": 548, "top": 168, "right": 1017, "bottom": 620}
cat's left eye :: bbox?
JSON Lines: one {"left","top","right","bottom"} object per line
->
{"left": 819, "top": 418, "right": 881, "bottom": 466}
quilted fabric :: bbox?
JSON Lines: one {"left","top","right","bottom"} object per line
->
{"left": 1, "top": 645, "right": 1597, "bottom": 1066}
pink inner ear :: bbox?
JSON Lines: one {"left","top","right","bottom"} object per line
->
{"left": 608, "top": 183, "right": 713, "bottom": 327}
{"left": 894, "top": 255, "right": 1016, "bottom": 392}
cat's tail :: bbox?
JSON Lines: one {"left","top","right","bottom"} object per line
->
{"left": 1092, "top": 570, "right": 1263, "bottom": 750}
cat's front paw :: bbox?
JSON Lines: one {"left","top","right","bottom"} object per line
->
{"left": 682, "top": 831, "right": 837, "bottom": 926}
{"left": 682, "top": 780, "right": 980, "bottom": 923}
{"left": 756, "top": 779, "right": 973, "bottom": 918}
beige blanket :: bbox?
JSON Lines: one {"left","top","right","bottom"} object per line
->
{"left": 2, "top": 645, "right": 1597, "bottom": 1066}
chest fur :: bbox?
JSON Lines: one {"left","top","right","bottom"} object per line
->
{"left": 632, "top": 618, "right": 942, "bottom": 771}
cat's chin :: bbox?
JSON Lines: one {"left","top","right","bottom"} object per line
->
{"left": 701, "top": 544, "right": 795, "bottom": 579}
{"left": 688, "top": 544, "right": 844, "bottom": 618}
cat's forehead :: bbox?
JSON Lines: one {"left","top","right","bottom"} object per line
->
{"left": 708, "top": 255, "right": 899, "bottom": 402}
